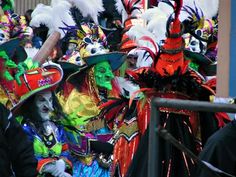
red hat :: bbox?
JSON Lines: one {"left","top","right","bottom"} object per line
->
{"left": 119, "top": 0, "right": 146, "bottom": 52}
{"left": 155, "top": 0, "right": 187, "bottom": 76}
{"left": 11, "top": 62, "right": 63, "bottom": 112}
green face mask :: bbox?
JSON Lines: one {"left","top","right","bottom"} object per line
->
{"left": 94, "top": 61, "right": 114, "bottom": 90}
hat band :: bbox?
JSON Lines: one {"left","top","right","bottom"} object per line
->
{"left": 23, "top": 73, "right": 32, "bottom": 92}
{"left": 159, "top": 56, "right": 183, "bottom": 63}
{"left": 160, "top": 45, "right": 185, "bottom": 54}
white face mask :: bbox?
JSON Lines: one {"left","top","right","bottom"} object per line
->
{"left": 68, "top": 43, "right": 77, "bottom": 51}
{"left": 34, "top": 91, "right": 54, "bottom": 121}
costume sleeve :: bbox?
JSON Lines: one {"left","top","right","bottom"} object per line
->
{"left": 193, "top": 123, "right": 236, "bottom": 177}
{"left": 2, "top": 105, "right": 38, "bottom": 177}
{"left": 58, "top": 126, "right": 73, "bottom": 170}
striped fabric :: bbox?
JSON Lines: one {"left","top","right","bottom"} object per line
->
{"left": 14, "top": 0, "right": 50, "bottom": 15}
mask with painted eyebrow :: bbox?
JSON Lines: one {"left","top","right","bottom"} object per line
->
{"left": 94, "top": 61, "right": 114, "bottom": 91}
{"left": 34, "top": 91, "right": 54, "bottom": 121}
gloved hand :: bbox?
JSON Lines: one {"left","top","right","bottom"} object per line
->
{"left": 42, "top": 159, "right": 71, "bottom": 177}
{"left": 50, "top": 159, "right": 66, "bottom": 177}
{"left": 42, "top": 163, "right": 57, "bottom": 175}
{"left": 62, "top": 172, "right": 72, "bottom": 177}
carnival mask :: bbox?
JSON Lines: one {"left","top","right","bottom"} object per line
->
{"left": 79, "top": 37, "right": 107, "bottom": 58}
{"left": 34, "top": 91, "right": 54, "bottom": 121}
{"left": 188, "top": 31, "right": 207, "bottom": 54}
{"left": 94, "top": 61, "right": 114, "bottom": 90}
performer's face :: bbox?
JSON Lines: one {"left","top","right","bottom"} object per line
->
{"left": 34, "top": 91, "right": 54, "bottom": 121}
{"left": 127, "top": 49, "right": 153, "bottom": 70}
{"left": 94, "top": 61, "right": 114, "bottom": 90}
{"left": 68, "top": 43, "right": 77, "bottom": 51}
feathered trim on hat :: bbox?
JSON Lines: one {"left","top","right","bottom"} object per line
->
{"left": 183, "top": 0, "right": 219, "bottom": 19}
{"left": 126, "top": 67, "right": 213, "bottom": 99}
{"left": 114, "top": 0, "right": 147, "bottom": 51}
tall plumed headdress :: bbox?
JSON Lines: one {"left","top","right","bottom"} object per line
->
{"left": 115, "top": 0, "right": 146, "bottom": 51}
{"left": 30, "top": 0, "right": 76, "bottom": 39}
{"left": 127, "top": 0, "right": 188, "bottom": 76}
{"left": 68, "top": 0, "right": 104, "bottom": 24}
{"left": 155, "top": 0, "right": 186, "bottom": 76}
{"left": 30, "top": 0, "right": 105, "bottom": 39}
{"left": 62, "top": 22, "right": 126, "bottom": 82}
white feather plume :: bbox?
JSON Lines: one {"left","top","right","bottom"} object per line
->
{"left": 30, "top": 4, "right": 54, "bottom": 29}
{"left": 127, "top": 25, "right": 158, "bottom": 53}
{"left": 183, "top": 0, "right": 219, "bottom": 19}
{"left": 30, "top": 3, "right": 53, "bottom": 17}
{"left": 30, "top": 0, "right": 75, "bottom": 38}
{"left": 127, "top": 25, "right": 157, "bottom": 42}
{"left": 67, "top": 0, "right": 104, "bottom": 24}
{"left": 125, "top": 2, "right": 174, "bottom": 53}
{"left": 194, "top": 0, "right": 219, "bottom": 19}
{"left": 51, "top": 0, "right": 75, "bottom": 35}
{"left": 128, "top": 48, "right": 153, "bottom": 68}
{"left": 142, "top": 5, "right": 173, "bottom": 42}
{"left": 115, "top": 0, "right": 128, "bottom": 25}
{"left": 115, "top": 76, "right": 142, "bottom": 99}
{"left": 156, "top": 2, "right": 174, "bottom": 18}
{"left": 115, "top": 0, "right": 124, "bottom": 15}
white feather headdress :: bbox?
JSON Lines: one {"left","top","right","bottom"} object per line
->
{"left": 67, "top": 0, "right": 104, "bottom": 24}
{"left": 30, "top": 0, "right": 76, "bottom": 38}
{"left": 115, "top": 0, "right": 128, "bottom": 25}
{"left": 127, "top": 0, "right": 219, "bottom": 46}
{"left": 183, "top": 0, "right": 219, "bottom": 19}
{"left": 126, "top": 2, "right": 174, "bottom": 52}
{"left": 115, "top": 0, "right": 145, "bottom": 25}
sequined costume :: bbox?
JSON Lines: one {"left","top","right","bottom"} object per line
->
{"left": 121, "top": 1, "right": 230, "bottom": 177}
{"left": 56, "top": 22, "right": 126, "bottom": 176}
{"left": 10, "top": 62, "right": 73, "bottom": 176}
{"left": 58, "top": 74, "right": 115, "bottom": 177}
{"left": 19, "top": 119, "right": 72, "bottom": 176}
{"left": 99, "top": 97, "right": 140, "bottom": 177}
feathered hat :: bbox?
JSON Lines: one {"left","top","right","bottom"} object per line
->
{"left": 126, "top": 0, "right": 189, "bottom": 78}
{"left": 65, "top": 23, "right": 126, "bottom": 81}
{"left": 115, "top": 0, "right": 146, "bottom": 51}
{"left": 30, "top": 0, "right": 105, "bottom": 39}
{"left": 156, "top": 1, "right": 185, "bottom": 76}
{"left": 68, "top": 0, "right": 104, "bottom": 24}
{"left": 181, "top": 0, "right": 219, "bottom": 76}
{"left": 30, "top": 0, "right": 76, "bottom": 39}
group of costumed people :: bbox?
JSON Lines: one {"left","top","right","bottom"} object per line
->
{"left": 0, "top": 0, "right": 235, "bottom": 177}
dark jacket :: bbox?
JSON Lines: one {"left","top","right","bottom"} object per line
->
{"left": 0, "top": 103, "right": 38, "bottom": 177}
{"left": 193, "top": 120, "right": 236, "bottom": 177}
